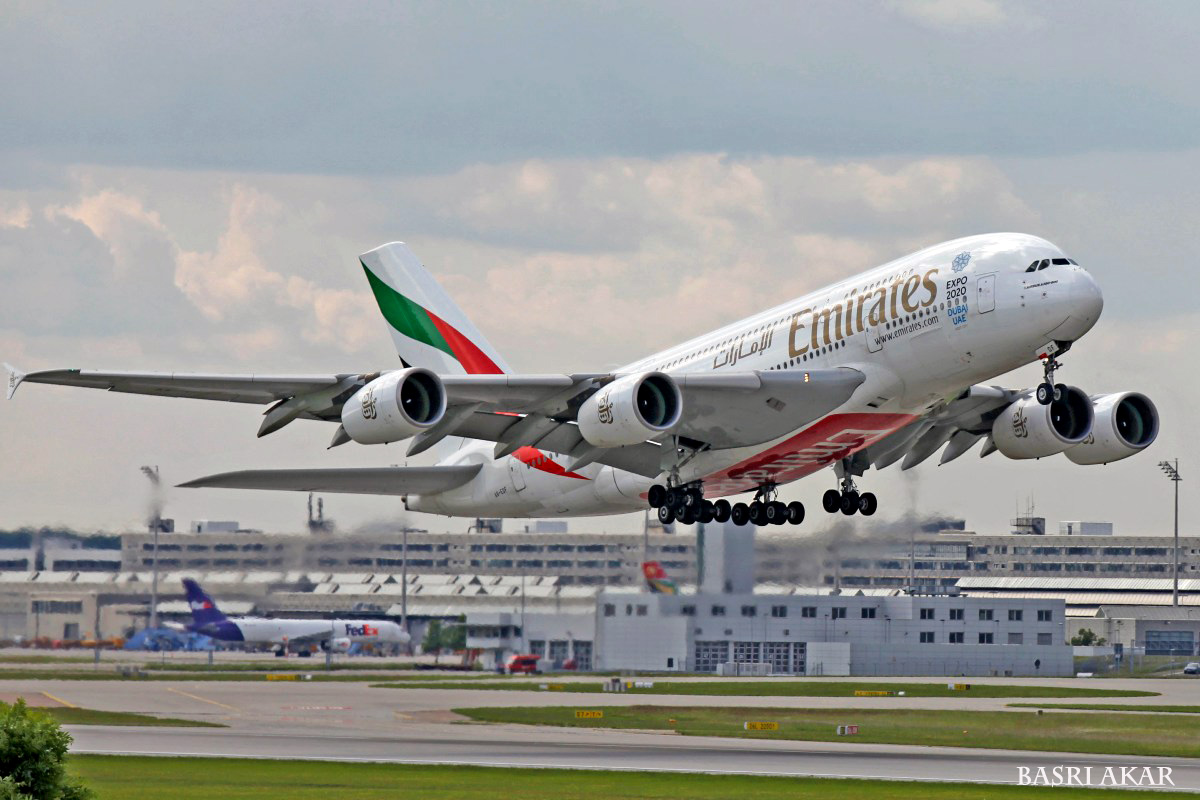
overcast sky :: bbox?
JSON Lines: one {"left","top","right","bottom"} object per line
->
{"left": 1, "top": 1, "right": 1197, "bottom": 538}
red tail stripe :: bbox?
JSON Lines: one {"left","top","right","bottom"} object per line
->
{"left": 426, "top": 311, "right": 505, "bottom": 375}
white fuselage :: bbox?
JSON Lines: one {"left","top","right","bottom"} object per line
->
{"left": 225, "top": 617, "right": 408, "bottom": 646}
{"left": 410, "top": 233, "right": 1103, "bottom": 517}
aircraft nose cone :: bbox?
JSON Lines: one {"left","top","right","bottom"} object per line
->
{"left": 1074, "top": 269, "right": 1104, "bottom": 326}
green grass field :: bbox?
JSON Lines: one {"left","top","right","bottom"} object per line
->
{"left": 43, "top": 707, "right": 222, "bottom": 727}
{"left": 0, "top": 668, "right": 470, "bottom": 682}
{"left": 66, "top": 756, "right": 1157, "bottom": 800}
{"left": 376, "top": 679, "right": 1156, "bottom": 698}
{"left": 455, "top": 704, "right": 1200, "bottom": 759}
{"left": 138, "top": 660, "right": 443, "bottom": 673}
{"left": 1009, "top": 703, "right": 1200, "bottom": 713}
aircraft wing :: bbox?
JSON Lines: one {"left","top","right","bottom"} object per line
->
{"left": 178, "top": 464, "right": 482, "bottom": 495}
{"left": 862, "top": 384, "right": 1023, "bottom": 471}
{"left": 7, "top": 363, "right": 863, "bottom": 460}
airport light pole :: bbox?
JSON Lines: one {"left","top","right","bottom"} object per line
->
{"left": 141, "top": 465, "right": 161, "bottom": 630}
{"left": 1158, "top": 460, "right": 1182, "bottom": 606}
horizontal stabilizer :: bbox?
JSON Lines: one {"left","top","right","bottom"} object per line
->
{"left": 179, "top": 464, "right": 482, "bottom": 496}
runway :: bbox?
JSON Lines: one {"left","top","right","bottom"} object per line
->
{"left": 6, "top": 676, "right": 1194, "bottom": 790}
{"left": 67, "top": 723, "right": 1200, "bottom": 790}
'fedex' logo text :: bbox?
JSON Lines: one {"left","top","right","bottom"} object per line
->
{"left": 344, "top": 624, "right": 378, "bottom": 637}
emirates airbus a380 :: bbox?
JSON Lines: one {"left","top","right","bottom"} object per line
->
{"left": 6, "top": 233, "right": 1158, "bottom": 527}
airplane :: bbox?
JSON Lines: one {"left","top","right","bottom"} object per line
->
{"left": 180, "top": 578, "right": 410, "bottom": 654}
{"left": 5, "top": 232, "right": 1157, "bottom": 527}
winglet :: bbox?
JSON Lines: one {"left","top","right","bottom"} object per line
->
{"left": 4, "top": 364, "right": 25, "bottom": 400}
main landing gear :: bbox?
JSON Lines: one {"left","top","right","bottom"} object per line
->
{"left": 647, "top": 482, "right": 804, "bottom": 527}
{"left": 821, "top": 473, "right": 877, "bottom": 517}
{"left": 648, "top": 482, "right": 730, "bottom": 526}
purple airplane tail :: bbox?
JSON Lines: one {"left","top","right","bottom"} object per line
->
{"left": 182, "top": 578, "right": 226, "bottom": 628}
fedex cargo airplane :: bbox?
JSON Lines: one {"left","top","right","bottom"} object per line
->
{"left": 6, "top": 233, "right": 1157, "bottom": 526}
{"left": 181, "top": 578, "right": 409, "bottom": 654}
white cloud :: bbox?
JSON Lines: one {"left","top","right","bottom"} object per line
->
{"left": 0, "top": 151, "right": 1179, "bottom": 535}
{"left": 884, "top": 0, "right": 1005, "bottom": 28}
{"left": 0, "top": 201, "right": 31, "bottom": 229}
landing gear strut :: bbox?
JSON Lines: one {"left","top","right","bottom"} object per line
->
{"left": 822, "top": 461, "right": 877, "bottom": 517}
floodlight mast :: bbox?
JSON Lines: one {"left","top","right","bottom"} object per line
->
{"left": 1158, "top": 460, "right": 1182, "bottom": 607}
{"left": 141, "top": 465, "right": 162, "bottom": 629}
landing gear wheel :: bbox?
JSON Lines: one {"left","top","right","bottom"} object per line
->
{"left": 858, "top": 492, "right": 878, "bottom": 516}
{"left": 713, "top": 499, "right": 732, "bottom": 523}
{"left": 647, "top": 484, "right": 667, "bottom": 508}
{"left": 682, "top": 489, "right": 701, "bottom": 509}
{"left": 731, "top": 502, "right": 749, "bottom": 526}
{"left": 822, "top": 489, "right": 841, "bottom": 513}
{"left": 665, "top": 486, "right": 684, "bottom": 508}
{"left": 1036, "top": 383, "right": 1053, "bottom": 405}
{"left": 748, "top": 502, "right": 764, "bottom": 526}
{"left": 787, "top": 501, "right": 805, "bottom": 525}
{"left": 699, "top": 501, "right": 715, "bottom": 524}
{"left": 680, "top": 506, "right": 698, "bottom": 525}
{"left": 840, "top": 490, "right": 859, "bottom": 516}
{"left": 657, "top": 505, "right": 675, "bottom": 525}
{"left": 766, "top": 501, "right": 787, "bottom": 525}
{"left": 1053, "top": 383, "right": 1067, "bottom": 403}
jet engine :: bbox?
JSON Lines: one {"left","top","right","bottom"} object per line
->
{"left": 1065, "top": 392, "right": 1159, "bottom": 465}
{"left": 577, "top": 372, "right": 682, "bottom": 448}
{"left": 341, "top": 368, "right": 446, "bottom": 445}
{"left": 991, "top": 385, "right": 1093, "bottom": 459}
{"left": 322, "top": 637, "right": 353, "bottom": 653}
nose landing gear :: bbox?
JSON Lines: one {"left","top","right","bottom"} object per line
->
{"left": 1036, "top": 342, "right": 1072, "bottom": 405}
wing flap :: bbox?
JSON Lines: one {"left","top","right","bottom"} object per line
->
{"left": 674, "top": 368, "right": 865, "bottom": 448}
{"left": 178, "top": 464, "right": 482, "bottom": 495}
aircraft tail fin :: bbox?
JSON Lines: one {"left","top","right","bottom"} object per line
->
{"left": 359, "top": 242, "right": 510, "bottom": 375}
{"left": 642, "top": 561, "right": 679, "bottom": 595}
{"left": 182, "top": 578, "right": 227, "bottom": 627}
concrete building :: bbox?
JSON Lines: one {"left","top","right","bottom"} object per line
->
{"left": 119, "top": 529, "right": 695, "bottom": 587}
{"left": 588, "top": 522, "right": 1072, "bottom": 676}
{"left": 756, "top": 532, "right": 1200, "bottom": 590}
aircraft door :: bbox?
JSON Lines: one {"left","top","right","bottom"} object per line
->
{"left": 508, "top": 457, "right": 527, "bottom": 492}
{"left": 866, "top": 323, "right": 883, "bottom": 353}
{"left": 977, "top": 273, "right": 996, "bottom": 314}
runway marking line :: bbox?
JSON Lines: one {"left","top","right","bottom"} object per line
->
{"left": 41, "top": 691, "right": 77, "bottom": 709}
{"left": 166, "top": 687, "right": 240, "bottom": 713}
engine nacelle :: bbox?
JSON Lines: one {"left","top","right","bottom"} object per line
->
{"left": 341, "top": 368, "right": 446, "bottom": 445}
{"left": 991, "top": 385, "right": 1093, "bottom": 460}
{"left": 577, "top": 372, "right": 682, "bottom": 448}
{"left": 1065, "top": 392, "right": 1159, "bottom": 465}
{"left": 323, "top": 637, "right": 353, "bottom": 653}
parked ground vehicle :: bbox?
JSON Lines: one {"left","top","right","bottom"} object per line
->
{"left": 1184, "top": 662, "right": 1200, "bottom": 675}
{"left": 505, "top": 654, "right": 542, "bottom": 674}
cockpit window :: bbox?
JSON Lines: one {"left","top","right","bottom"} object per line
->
{"left": 1052, "top": 258, "right": 1070, "bottom": 265}
{"left": 1037, "top": 259, "right": 1050, "bottom": 270}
